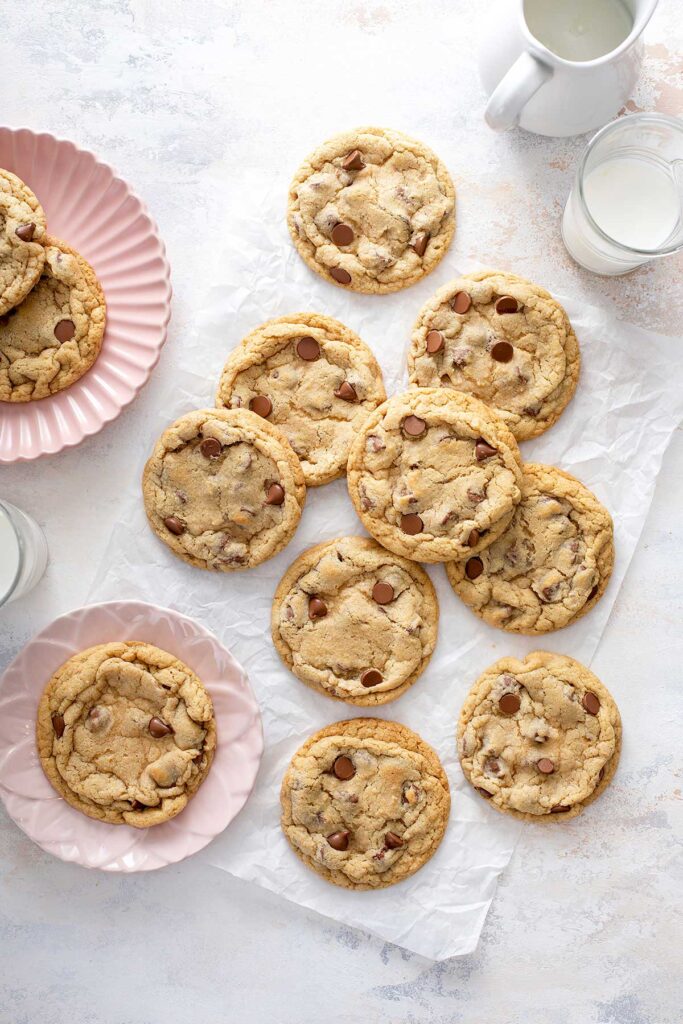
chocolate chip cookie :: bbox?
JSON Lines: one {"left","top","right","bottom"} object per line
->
{"left": 272, "top": 537, "right": 438, "bottom": 705}
{"left": 446, "top": 464, "right": 614, "bottom": 634}
{"left": 216, "top": 313, "right": 386, "bottom": 486}
{"left": 408, "top": 270, "right": 580, "bottom": 440}
{"left": 287, "top": 127, "right": 455, "bottom": 294}
{"left": 36, "top": 641, "right": 216, "bottom": 828}
{"left": 347, "top": 387, "right": 523, "bottom": 563}
{"left": 142, "top": 408, "right": 306, "bottom": 571}
{"left": 0, "top": 235, "right": 106, "bottom": 402}
{"left": 281, "top": 718, "right": 450, "bottom": 889}
{"left": 458, "top": 651, "right": 621, "bottom": 822}
{"left": 0, "top": 168, "right": 47, "bottom": 317}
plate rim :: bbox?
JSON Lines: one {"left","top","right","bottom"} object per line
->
{"left": 0, "top": 125, "right": 173, "bottom": 464}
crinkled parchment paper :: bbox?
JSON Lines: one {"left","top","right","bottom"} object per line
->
{"left": 91, "top": 174, "right": 683, "bottom": 959}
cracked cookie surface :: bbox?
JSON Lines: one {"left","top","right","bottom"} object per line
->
{"left": 347, "top": 387, "right": 523, "bottom": 563}
{"left": 458, "top": 651, "right": 621, "bottom": 822}
{"left": 287, "top": 127, "right": 455, "bottom": 294}
{"left": 408, "top": 270, "right": 580, "bottom": 440}
{"left": 143, "top": 407, "right": 306, "bottom": 571}
{"left": 446, "top": 464, "right": 614, "bottom": 634}
{"left": 0, "top": 168, "right": 47, "bottom": 318}
{"left": 216, "top": 313, "right": 386, "bottom": 486}
{"left": 0, "top": 235, "right": 106, "bottom": 402}
{"left": 281, "top": 718, "right": 450, "bottom": 889}
{"left": 36, "top": 641, "right": 216, "bottom": 828}
{"left": 272, "top": 537, "right": 438, "bottom": 705}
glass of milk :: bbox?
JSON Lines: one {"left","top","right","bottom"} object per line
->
{"left": 0, "top": 500, "right": 49, "bottom": 608}
{"left": 562, "top": 113, "right": 683, "bottom": 275}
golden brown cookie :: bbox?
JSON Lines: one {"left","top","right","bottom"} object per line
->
{"left": 0, "top": 168, "right": 47, "bottom": 317}
{"left": 287, "top": 127, "right": 455, "bottom": 294}
{"left": 457, "top": 651, "right": 621, "bottom": 822}
{"left": 216, "top": 313, "right": 386, "bottom": 486}
{"left": 0, "top": 235, "right": 106, "bottom": 402}
{"left": 408, "top": 270, "right": 580, "bottom": 440}
{"left": 36, "top": 641, "right": 216, "bottom": 828}
{"left": 347, "top": 387, "right": 523, "bottom": 563}
{"left": 272, "top": 537, "right": 438, "bottom": 705}
{"left": 281, "top": 718, "right": 450, "bottom": 889}
{"left": 446, "top": 464, "right": 614, "bottom": 634}
{"left": 142, "top": 407, "right": 306, "bottom": 571}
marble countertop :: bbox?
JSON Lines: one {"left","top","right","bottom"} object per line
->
{"left": 1, "top": 2, "right": 681, "bottom": 1022}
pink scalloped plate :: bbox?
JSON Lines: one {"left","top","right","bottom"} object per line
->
{"left": 0, "top": 601, "right": 263, "bottom": 871}
{"left": 0, "top": 127, "right": 172, "bottom": 462}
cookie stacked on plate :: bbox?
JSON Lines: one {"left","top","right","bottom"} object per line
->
{"left": 0, "top": 168, "right": 106, "bottom": 403}
{"left": 137, "top": 127, "right": 620, "bottom": 888}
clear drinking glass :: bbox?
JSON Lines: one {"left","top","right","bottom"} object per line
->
{"left": 0, "top": 499, "right": 49, "bottom": 608}
{"left": 562, "top": 113, "right": 683, "bottom": 275}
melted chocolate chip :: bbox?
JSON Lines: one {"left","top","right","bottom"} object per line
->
{"left": 334, "top": 381, "right": 357, "bottom": 402}
{"left": 465, "top": 556, "right": 483, "bottom": 580}
{"left": 451, "top": 291, "right": 472, "bottom": 314}
{"left": 498, "top": 692, "right": 520, "bottom": 715}
{"left": 491, "top": 340, "right": 514, "bottom": 362}
{"left": 308, "top": 596, "right": 328, "bottom": 620}
{"left": 333, "top": 756, "right": 355, "bottom": 780}
{"left": 265, "top": 483, "right": 285, "bottom": 505}
{"left": 412, "top": 231, "right": 430, "bottom": 257}
{"left": 426, "top": 329, "right": 444, "bottom": 354}
{"left": 495, "top": 295, "right": 518, "bottom": 314}
{"left": 360, "top": 669, "right": 383, "bottom": 688}
{"left": 402, "top": 415, "right": 427, "bottom": 437}
{"left": 331, "top": 222, "right": 354, "bottom": 246}
{"left": 327, "top": 830, "right": 350, "bottom": 850}
{"left": 296, "top": 336, "right": 320, "bottom": 361}
{"left": 330, "top": 267, "right": 352, "bottom": 285}
{"left": 163, "top": 516, "right": 185, "bottom": 535}
{"left": 342, "top": 149, "right": 364, "bottom": 171}
{"left": 582, "top": 691, "right": 601, "bottom": 715}
{"left": 54, "top": 319, "right": 76, "bottom": 342}
{"left": 372, "top": 582, "right": 394, "bottom": 605}
{"left": 400, "top": 513, "right": 423, "bottom": 535}
{"left": 149, "top": 717, "right": 173, "bottom": 738}
{"left": 385, "top": 831, "right": 404, "bottom": 849}
{"left": 249, "top": 395, "right": 273, "bottom": 418}
{"left": 200, "top": 437, "right": 222, "bottom": 458}
{"left": 537, "top": 758, "right": 555, "bottom": 774}
{"left": 15, "top": 222, "right": 36, "bottom": 242}
{"left": 475, "top": 439, "right": 498, "bottom": 461}
{"left": 52, "top": 714, "right": 65, "bottom": 738}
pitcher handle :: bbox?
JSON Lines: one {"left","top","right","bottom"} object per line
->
{"left": 484, "top": 52, "right": 552, "bottom": 132}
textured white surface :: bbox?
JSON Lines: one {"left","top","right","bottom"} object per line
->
{"left": 0, "top": 0, "right": 682, "bottom": 1021}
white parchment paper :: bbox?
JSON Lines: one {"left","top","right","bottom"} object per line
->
{"left": 91, "top": 175, "right": 683, "bottom": 959}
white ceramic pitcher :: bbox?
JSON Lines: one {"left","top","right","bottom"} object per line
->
{"left": 478, "top": 0, "right": 659, "bottom": 137}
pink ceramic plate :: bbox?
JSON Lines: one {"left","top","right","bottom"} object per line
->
{"left": 0, "top": 601, "right": 263, "bottom": 871}
{"left": 0, "top": 127, "right": 172, "bottom": 462}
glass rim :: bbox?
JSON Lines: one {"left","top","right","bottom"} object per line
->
{"left": 576, "top": 113, "right": 683, "bottom": 258}
{"left": 0, "top": 500, "right": 24, "bottom": 608}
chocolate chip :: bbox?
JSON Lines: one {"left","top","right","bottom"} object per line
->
{"left": 372, "top": 581, "right": 394, "bottom": 605}
{"left": 342, "top": 149, "right": 364, "bottom": 171}
{"left": 537, "top": 758, "right": 555, "bottom": 774}
{"left": 54, "top": 319, "right": 75, "bottom": 342}
{"left": 149, "top": 717, "right": 173, "bottom": 738}
{"left": 598, "top": 766, "right": 606, "bottom": 782}
{"left": 498, "top": 692, "right": 520, "bottom": 715}
{"left": 400, "top": 513, "right": 423, "bottom": 535}
{"left": 360, "top": 669, "right": 383, "bottom": 687}
{"left": 588, "top": 584, "right": 599, "bottom": 601}
{"left": 296, "top": 336, "right": 320, "bottom": 361}
{"left": 495, "top": 295, "right": 518, "bottom": 314}
{"left": 200, "top": 437, "right": 222, "bottom": 458}
{"left": 0, "top": 314, "right": 10, "bottom": 327}
{"left": 265, "top": 483, "right": 285, "bottom": 505}
{"left": 451, "top": 291, "right": 472, "bottom": 314}
{"left": 402, "top": 415, "right": 426, "bottom": 437}
{"left": 465, "top": 556, "right": 483, "bottom": 580}
{"left": 551, "top": 805, "right": 570, "bottom": 813}
{"left": 426, "top": 329, "right": 444, "bottom": 354}
{"left": 475, "top": 439, "right": 498, "bottom": 461}
{"left": 582, "top": 691, "right": 600, "bottom": 715}
{"left": 385, "top": 831, "right": 404, "bottom": 849}
{"left": 15, "top": 222, "right": 36, "bottom": 241}
{"left": 330, "top": 267, "right": 352, "bottom": 285}
{"left": 334, "top": 381, "right": 357, "bottom": 402}
{"left": 131, "top": 800, "right": 145, "bottom": 811}
{"left": 467, "top": 529, "right": 480, "bottom": 547}
{"left": 308, "top": 596, "right": 328, "bottom": 620}
{"left": 52, "top": 714, "right": 65, "bottom": 738}
{"left": 327, "top": 830, "right": 350, "bottom": 850}
{"left": 491, "top": 340, "right": 514, "bottom": 362}
{"left": 412, "top": 232, "right": 430, "bottom": 257}
{"left": 333, "top": 756, "right": 355, "bottom": 780}
{"left": 331, "top": 222, "right": 354, "bottom": 246}
{"left": 476, "top": 787, "right": 493, "bottom": 798}
{"left": 249, "top": 395, "right": 272, "bottom": 418}
{"left": 485, "top": 757, "right": 501, "bottom": 774}
{"left": 163, "top": 516, "right": 185, "bottom": 535}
